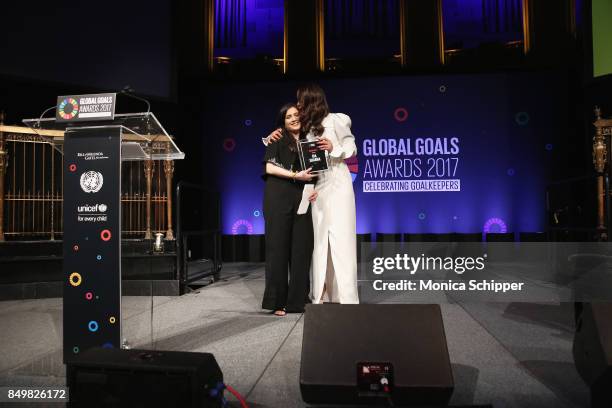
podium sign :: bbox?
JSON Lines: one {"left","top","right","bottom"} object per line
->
{"left": 56, "top": 93, "right": 116, "bottom": 123}
{"left": 63, "top": 127, "right": 122, "bottom": 362}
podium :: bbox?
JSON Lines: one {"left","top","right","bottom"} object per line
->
{"left": 23, "top": 112, "right": 184, "bottom": 363}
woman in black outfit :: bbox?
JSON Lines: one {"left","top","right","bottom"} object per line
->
{"left": 262, "top": 103, "right": 316, "bottom": 316}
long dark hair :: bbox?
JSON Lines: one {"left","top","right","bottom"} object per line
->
{"left": 297, "top": 83, "right": 330, "bottom": 137}
{"left": 276, "top": 102, "right": 303, "bottom": 152}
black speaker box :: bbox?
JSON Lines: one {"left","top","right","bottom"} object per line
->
{"left": 573, "top": 303, "right": 612, "bottom": 407}
{"left": 300, "top": 304, "right": 454, "bottom": 405}
{"left": 67, "top": 348, "right": 223, "bottom": 407}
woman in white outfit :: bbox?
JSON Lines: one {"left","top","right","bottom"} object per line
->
{"left": 296, "top": 84, "right": 359, "bottom": 304}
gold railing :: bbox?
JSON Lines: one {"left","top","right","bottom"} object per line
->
{"left": 0, "top": 114, "right": 175, "bottom": 241}
{"left": 593, "top": 107, "right": 612, "bottom": 241}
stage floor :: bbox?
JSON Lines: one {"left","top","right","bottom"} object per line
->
{"left": 0, "top": 263, "right": 589, "bottom": 407}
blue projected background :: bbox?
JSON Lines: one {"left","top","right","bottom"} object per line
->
{"left": 204, "top": 73, "right": 560, "bottom": 235}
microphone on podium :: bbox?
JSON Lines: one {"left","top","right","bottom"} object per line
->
{"left": 120, "top": 85, "right": 151, "bottom": 114}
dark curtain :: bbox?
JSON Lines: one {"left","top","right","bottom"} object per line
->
{"left": 325, "top": 0, "right": 399, "bottom": 40}
{"left": 482, "top": 0, "right": 522, "bottom": 34}
{"left": 215, "top": 0, "right": 247, "bottom": 48}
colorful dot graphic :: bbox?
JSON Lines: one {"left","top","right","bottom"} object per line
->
{"left": 109, "top": 316, "right": 116, "bottom": 324}
{"left": 88, "top": 321, "right": 99, "bottom": 332}
{"left": 69, "top": 272, "right": 82, "bottom": 287}
{"left": 223, "top": 138, "right": 236, "bottom": 152}
{"left": 483, "top": 217, "right": 508, "bottom": 234}
{"left": 515, "top": 112, "right": 530, "bottom": 126}
{"left": 100, "top": 229, "right": 112, "bottom": 241}
{"left": 231, "top": 219, "right": 254, "bottom": 235}
{"left": 69, "top": 164, "right": 77, "bottom": 172}
{"left": 394, "top": 107, "right": 408, "bottom": 122}
{"left": 253, "top": 210, "right": 261, "bottom": 217}
{"left": 73, "top": 346, "right": 80, "bottom": 354}
{"left": 244, "top": 119, "right": 253, "bottom": 126}
{"left": 85, "top": 292, "right": 93, "bottom": 300}
{"left": 439, "top": 85, "right": 447, "bottom": 93}
{"left": 418, "top": 212, "right": 427, "bottom": 220}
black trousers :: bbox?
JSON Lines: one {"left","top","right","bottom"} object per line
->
{"left": 262, "top": 178, "right": 313, "bottom": 312}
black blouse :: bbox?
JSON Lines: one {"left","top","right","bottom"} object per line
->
{"left": 261, "top": 135, "right": 304, "bottom": 181}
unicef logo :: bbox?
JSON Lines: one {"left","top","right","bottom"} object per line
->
{"left": 77, "top": 203, "right": 108, "bottom": 212}
{"left": 80, "top": 171, "right": 104, "bottom": 193}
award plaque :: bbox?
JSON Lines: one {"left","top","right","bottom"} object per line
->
{"left": 298, "top": 139, "right": 329, "bottom": 173}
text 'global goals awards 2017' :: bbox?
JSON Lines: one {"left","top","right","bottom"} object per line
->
{"left": 298, "top": 139, "right": 329, "bottom": 173}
